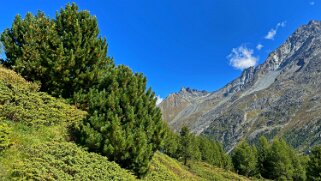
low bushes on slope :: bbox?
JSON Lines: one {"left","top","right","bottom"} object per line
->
{"left": 144, "top": 152, "right": 253, "bottom": 181}
{"left": 0, "top": 67, "right": 86, "bottom": 126}
{"left": 0, "top": 67, "right": 137, "bottom": 180}
{"left": 11, "top": 142, "right": 136, "bottom": 181}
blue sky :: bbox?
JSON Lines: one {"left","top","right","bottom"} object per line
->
{"left": 1, "top": 1, "right": 321, "bottom": 101}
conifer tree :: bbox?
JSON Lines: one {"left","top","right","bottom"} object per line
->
{"left": 191, "top": 134, "right": 202, "bottom": 161}
{"left": 231, "top": 140, "right": 258, "bottom": 177}
{"left": 179, "top": 126, "right": 193, "bottom": 165}
{"left": 257, "top": 136, "right": 270, "bottom": 178}
{"left": 76, "top": 65, "right": 166, "bottom": 177}
{"left": 265, "top": 138, "right": 294, "bottom": 180}
{"left": 307, "top": 145, "right": 321, "bottom": 181}
{"left": 198, "top": 136, "right": 216, "bottom": 164}
{"left": 162, "top": 127, "right": 179, "bottom": 158}
{"left": 0, "top": 3, "right": 112, "bottom": 98}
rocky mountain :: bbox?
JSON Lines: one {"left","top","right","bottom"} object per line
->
{"left": 159, "top": 20, "right": 321, "bottom": 152}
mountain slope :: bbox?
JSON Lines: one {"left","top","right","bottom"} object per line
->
{"left": 0, "top": 66, "right": 251, "bottom": 180}
{"left": 160, "top": 20, "right": 321, "bottom": 152}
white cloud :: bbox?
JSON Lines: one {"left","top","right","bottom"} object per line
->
{"left": 156, "top": 95, "right": 163, "bottom": 105}
{"left": 256, "top": 43, "right": 264, "bottom": 50}
{"left": 228, "top": 45, "right": 258, "bottom": 70}
{"left": 310, "top": 1, "right": 315, "bottom": 5}
{"left": 264, "top": 21, "right": 287, "bottom": 40}
{"left": 265, "top": 29, "right": 277, "bottom": 40}
{"left": 277, "top": 21, "right": 286, "bottom": 28}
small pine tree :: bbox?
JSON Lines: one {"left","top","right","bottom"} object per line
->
{"left": 190, "top": 134, "right": 202, "bottom": 161}
{"left": 257, "top": 136, "right": 270, "bottom": 178}
{"left": 231, "top": 140, "right": 258, "bottom": 177}
{"left": 307, "top": 145, "right": 321, "bottom": 181}
{"left": 198, "top": 136, "right": 215, "bottom": 164}
{"left": 179, "top": 126, "right": 193, "bottom": 165}
{"left": 162, "top": 127, "right": 179, "bottom": 158}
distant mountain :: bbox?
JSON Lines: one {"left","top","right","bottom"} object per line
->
{"left": 160, "top": 20, "right": 321, "bottom": 152}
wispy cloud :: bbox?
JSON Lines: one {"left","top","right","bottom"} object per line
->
{"left": 156, "top": 95, "right": 163, "bottom": 105}
{"left": 265, "top": 29, "right": 277, "bottom": 40}
{"left": 228, "top": 45, "right": 258, "bottom": 70}
{"left": 256, "top": 43, "right": 264, "bottom": 50}
{"left": 264, "top": 21, "right": 287, "bottom": 40}
{"left": 310, "top": 1, "right": 315, "bottom": 5}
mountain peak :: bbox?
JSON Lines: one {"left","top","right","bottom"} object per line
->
{"left": 179, "top": 87, "right": 208, "bottom": 94}
{"left": 308, "top": 20, "right": 321, "bottom": 26}
{"left": 160, "top": 20, "right": 321, "bottom": 152}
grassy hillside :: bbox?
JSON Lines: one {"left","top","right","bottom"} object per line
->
{"left": 145, "top": 152, "right": 253, "bottom": 181}
{"left": 0, "top": 66, "right": 135, "bottom": 180}
{"left": 0, "top": 66, "right": 252, "bottom": 180}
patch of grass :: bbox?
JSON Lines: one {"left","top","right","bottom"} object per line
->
{"left": 188, "top": 161, "right": 254, "bottom": 181}
{"left": 145, "top": 152, "right": 256, "bottom": 181}
{"left": 144, "top": 152, "right": 200, "bottom": 181}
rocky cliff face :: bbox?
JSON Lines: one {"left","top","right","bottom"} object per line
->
{"left": 159, "top": 20, "right": 321, "bottom": 152}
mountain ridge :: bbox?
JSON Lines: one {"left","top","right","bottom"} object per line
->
{"left": 160, "top": 20, "right": 321, "bottom": 151}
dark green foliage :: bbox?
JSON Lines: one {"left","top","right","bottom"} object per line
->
{"left": 198, "top": 136, "right": 231, "bottom": 169}
{"left": 256, "top": 136, "right": 306, "bottom": 180}
{"left": 12, "top": 142, "right": 136, "bottom": 180}
{"left": 266, "top": 138, "right": 294, "bottom": 180}
{"left": 257, "top": 136, "right": 270, "bottom": 177}
{"left": 230, "top": 136, "right": 307, "bottom": 180}
{"left": 179, "top": 126, "right": 193, "bottom": 165}
{"left": 75, "top": 65, "right": 166, "bottom": 177}
{"left": 162, "top": 127, "right": 179, "bottom": 158}
{"left": 231, "top": 140, "right": 258, "bottom": 177}
{"left": 163, "top": 127, "right": 232, "bottom": 170}
{"left": 1, "top": 3, "right": 112, "bottom": 98}
{"left": 307, "top": 145, "right": 321, "bottom": 181}
{"left": 191, "top": 134, "right": 202, "bottom": 161}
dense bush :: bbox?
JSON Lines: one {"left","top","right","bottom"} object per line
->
{"left": 11, "top": 142, "right": 136, "bottom": 180}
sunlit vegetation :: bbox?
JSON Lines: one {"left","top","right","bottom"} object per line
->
{"left": 1, "top": 2, "right": 321, "bottom": 181}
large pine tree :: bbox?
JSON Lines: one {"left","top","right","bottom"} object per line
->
{"left": 75, "top": 65, "right": 166, "bottom": 177}
{"left": 0, "top": 3, "right": 111, "bottom": 98}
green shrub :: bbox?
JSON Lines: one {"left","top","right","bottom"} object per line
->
{"left": 0, "top": 122, "right": 11, "bottom": 152}
{"left": 11, "top": 142, "right": 136, "bottom": 180}
{"left": 0, "top": 67, "right": 86, "bottom": 126}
